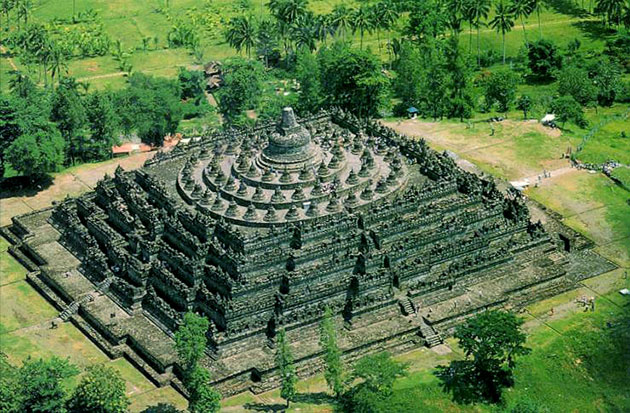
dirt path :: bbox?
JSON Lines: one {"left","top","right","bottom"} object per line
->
{"left": 77, "top": 71, "right": 126, "bottom": 82}
{"left": 0, "top": 45, "right": 19, "bottom": 71}
{"left": 0, "top": 151, "right": 156, "bottom": 226}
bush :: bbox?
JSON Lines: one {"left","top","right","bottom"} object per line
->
{"left": 528, "top": 39, "right": 562, "bottom": 80}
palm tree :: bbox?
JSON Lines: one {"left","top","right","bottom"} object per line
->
{"left": 465, "top": 0, "right": 491, "bottom": 66}
{"left": 48, "top": 44, "right": 68, "bottom": 86}
{"left": 330, "top": 5, "right": 352, "bottom": 41}
{"left": 314, "top": 14, "right": 336, "bottom": 45}
{"left": 596, "top": 0, "right": 624, "bottom": 26}
{"left": 292, "top": 16, "right": 317, "bottom": 52}
{"left": 16, "top": 0, "right": 32, "bottom": 29}
{"left": 447, "top": 0, "right": 465, "bottom": 38}
{"left": 352, "top": 6, "right": 374, "bottom": 49}
{"left": 378, "top": 0, "right": 400, "bottom": 61}
{"left": 371, "top": 1, "right": 400, "bottom": 54}
{"left": 282, "top": 0, "right": 308, "bottom": 25}
{"left": 490, "top": 1, "right": 515, "bottom": 64}
{"left": 225, "top": 15, "right": 258, "bottom": 58}
{"left": 510, "top": 0, "right": 533, "bottom": 46}
{"left": 528, "top": 0, "right": 545, "bottom": 38}
{"left": 462, "top": 0, "right": 477, "bottom": 52}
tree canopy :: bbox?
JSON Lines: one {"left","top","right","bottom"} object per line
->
{"left": 436, "top": 310, "right": 530, "bottom": 404}
{"left": 67, "top": 364, "right": 129, "bottom": 413}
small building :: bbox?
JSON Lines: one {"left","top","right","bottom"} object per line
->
{"left": 407, "top": 106, "right": 419, "bottom": 119}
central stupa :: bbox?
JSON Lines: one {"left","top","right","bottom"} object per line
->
{"left": 176, "top": 107, "right": 407, "bottom": 225}
{"left": 261, "top": 107, "right": 318, "bottom": 168}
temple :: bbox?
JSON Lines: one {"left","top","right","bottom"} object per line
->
{"left": 3, "top": 108, "right": 615, "bottom": 396}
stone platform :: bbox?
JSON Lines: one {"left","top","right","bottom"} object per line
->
{"left": 4, "top": 107, "right": 616, "bottom": 397}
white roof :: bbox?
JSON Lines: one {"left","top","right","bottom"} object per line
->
{"left": 541, "top": 114, "right": 555, "bottom": 122}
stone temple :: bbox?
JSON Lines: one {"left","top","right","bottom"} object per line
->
{"left": 4, "top": 107, "right": 615, "bottom": 395}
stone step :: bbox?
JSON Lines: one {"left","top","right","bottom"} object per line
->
{"left": 425, "top": 333, "right": 442, "bottom": 347}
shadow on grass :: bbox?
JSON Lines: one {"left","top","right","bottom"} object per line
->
{"left": 0, "top": 175, "right": 53, "bottom": 199}
{"left": 544, "top": 0, "right": 590, "bottom": 18}
{"left": 243, "top": 402, "right": 287, "bottom": 412}
{"left": 293, "top": 391, "right": 336, "bottom": 405}
{"left": 572, "top": 20, "right": 617, "bottom": 42}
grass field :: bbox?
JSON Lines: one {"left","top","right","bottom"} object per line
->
{"left": 0, "top": 0, "right": 616, "bottom": 93}
{"left": 0, "top": 236, "right": 188, "bottom": 411}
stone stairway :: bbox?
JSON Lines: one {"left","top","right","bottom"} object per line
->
{"left": 398, "top": 297, "right": 416, "bottom": 316}
{"left": 59, "top": 294, "right": 94, "bottom": 321}
{"left": 419, "top": 317, "right": 442, "bottom": 348}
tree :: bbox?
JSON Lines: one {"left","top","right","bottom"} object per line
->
{"left": 114, "top": 73, "right": 183, "bottom": 146}
{"left": 489, "top": 1, "right": 515, "bottom": 64}
{"left": 6, "top": 129, "right": 65, "bottom": 179}
{"left": 516, "top": 94, "right": 533, "bottom": 119}
{"left": 342, "top": 352, "right": 408, "bottom": 412}
{"left": 187, "top": 367, "right": 221, "bottom": 413}
{"left": 589, "top": 57, "right": 623, "bottom": 106}
{"left": 177, "top": 68, "right": 206, "bottom": 102}
{"left": 550, "top": 95, "right": 587, "bottom": 127}
{"left": 214, "top": 58, "right": 265, "bottom": 123}
{"left": 596, "top": 0, "right": 625, "bottom": 26}
{"left": 464, "top": 0, "right": 491, "bottom": 66}
{"left": 319, "top": 306, "right": 344, "bottom": 398}
{"left": 318, "top": 43, "right": 389, "bottom": 118}
{"left": 50, "top": 77, "right": 88, "bottom": 164}
{"left": 528, "top": 0, "right": 545, "bottom": 38}
{"left": 85, "top": 91, "right": 119, "bottom": 161}
{"left": 556, "top": 65, "right": 597, "bottom": 106}
{"left": 295, "top": 48, "right": 324, "bottom": 114}
{"left": 510, "top": 0, "right": 533, "bottom": 46}
{"left": 352, "top": 6, "right": 374, "bottom": 49}
{"left": 376, "top": 0, "right": 400, "bottom": 62}
{"left": 444, "top": 37, "right": 476, "bottom": 120}
{"left": 330, "top": 5, "right": 353, "bottom": 41}
{"left": 275, "top": 329, "right": 297, "bottom": 408}
{"left": 225, "top": 15, "right": 258, "bottom": 58}
{"left": 0, "top": 352, "right": 21, "bottom": 413}
{"left": 67, "top": 365, "right": 129, "bottom": 413}
{"left": 483, "top": 69, "right": 519, "bottom": 112}
{"left": 405, "top": 0, "right": 448, "bottom": 43}
{"left": 527, "top": 39, "right": 562, "bottom": 79}
{"left": 174, "top": 312, "right": 210, "bottom": 377}
{"left": 372, "top": 0, "right": 400, "bottom": 57}
{"left": 436, "top": 310, "right": 529, "bottom": 404}
{"left": 392, "top": 42, "right": 425, "bottom": 114}
{"left": 18, "top": 356, "right": 79, "bottom": 413}
{"left": 256, "top": 19, "right": 280, "bottom": 67}
{"left": 173, "top": 313, "right": 220, "bottom": 413}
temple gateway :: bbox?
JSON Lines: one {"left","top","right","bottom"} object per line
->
{"left": 4, "top": 107, "right": 615, "bottom": 395}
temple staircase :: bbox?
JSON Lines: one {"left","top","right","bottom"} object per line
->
{"left": 59, "top": 293, "right": 94, "bottom": 321}
{"left": 419, "top": 317, "right": 442, "bottom": 348}
{"left": 398, "top": 297, "right": 416, "bottom": 316}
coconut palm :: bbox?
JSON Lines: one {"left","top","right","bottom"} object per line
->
{"left": 48, "top": 44, "right": 68, "bottom": 86}
{"left": 446, "top": 0, "right": 466, "bottom": 37}
{"left": 314, "top": 14, "right": 336, "bottom": 45}
{"left": 292, "top": 15, "right": 317, "bottom": 52}
{"left": 595, "top": 0, "right": 625, "bottom": 26}
{"left": 352, "top": 6, "right": 374, "bottom": 49}
{"left": 528, "top": 0, "right": 545, "bottom": 38}
{"left": 225, "top": 15, "right": 258, "bottom": 58}
{"left": 464, "top": 0, "right": 491, "bottom": 66}
{"left": 370, "top": 1, "right": 400, "bottom": 54}
{"left": 510, "top": 0, "right": 533, "bottom": 46}
{"left": 490, "top": 1, "right": 515, "bottom": 64}
{"left": 330, "top": 5, "right": 352, "bottom": 41}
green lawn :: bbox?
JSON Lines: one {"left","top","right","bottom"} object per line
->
{"left": 0, "top": 236, "right": 187, "bottom": 412}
